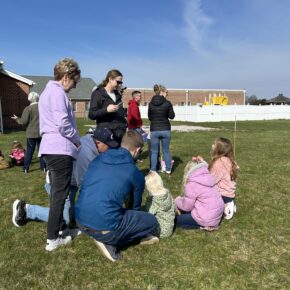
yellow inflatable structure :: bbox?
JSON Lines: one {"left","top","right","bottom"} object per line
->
{"left": 204, "top": 95, "right": 228, "bottom": 106}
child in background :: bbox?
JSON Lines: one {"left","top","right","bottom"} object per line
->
{"left": 175, "top": 160, "right": 224, "bottom": 231}
{"left": 145, "top": 171, "right": 175, "bottom": 238}
{"left": 9, "top": 141, "right": 25, "bottom": 166}
{"left": 0, "top": 150, "right": 11, "bottom": 169}
{"left": 194, "top": 137, "right": 239, "bottom": 220}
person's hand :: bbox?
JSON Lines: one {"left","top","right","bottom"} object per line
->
{"left": 176, "top": 208, "right": 181, "bottom": 215}
{"left": 74, "top": 140, "right": 81, "bottom": 148}
{"left": 107, "top": 104, "right": 119, "bottom": 113}
{"left": 11, "top": 114, "right": 18, "bottom": 120}
{"left": 192, "top": 155, "right": 204, "bottom": 162}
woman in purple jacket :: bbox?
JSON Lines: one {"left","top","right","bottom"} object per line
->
{"left": 38, "top": 58, "right": 81, "bottom": 251}
{"left": 175, "top": 160, "right": 224, "bottom": 230}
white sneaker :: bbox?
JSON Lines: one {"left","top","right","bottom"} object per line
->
{"left": 45, "top": 235, "right": 72, "bottom": 252}
{"left": 94, "top": 240, "right": 121, "bottom": 262}
{"left": 140, "top": 235, "right": 159, "bottom": 245}
{"left": 224, "top": 201, "right": 235, "bottom": 220}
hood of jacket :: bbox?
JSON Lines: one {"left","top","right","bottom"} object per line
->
{"left": 99, "top": 147, "right": 134, "bottom": 165}
{"left": 187, "top": 165, "right": 216, "bottom": 187}
{"left": 150, "top": 94, "right": 167, "bottom": 106}
{"left": 128, "top": 99, "right": 139, "bottom": 106}
{"left": 150, "top": 190, "right": 174, "bottom": 211}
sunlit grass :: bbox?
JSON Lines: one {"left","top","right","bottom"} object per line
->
{"left": 0, "top": 119, "right": 289, "bottom": 289}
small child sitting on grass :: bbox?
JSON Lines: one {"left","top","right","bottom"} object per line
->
{"left": 175, "top": 160, "right": 224, "bottom": 231}
{"left": 9, "top": 140, "right": 25, "bottom": 166}
{"left": 145, "top": 171, "right": 175, "bottom": 238}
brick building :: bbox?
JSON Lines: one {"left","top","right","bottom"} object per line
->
{"left": 0, "top": 61, "right": 34, "bottom": 131}
{"left": 24, "top": 76, "right": 96, "bottom": 118}
{"left": 122, "top": 88, "right": 246, "bottom": 107}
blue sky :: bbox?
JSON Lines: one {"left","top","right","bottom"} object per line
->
{"left": 1, "top": 0, "right": 290, "bottom": 99}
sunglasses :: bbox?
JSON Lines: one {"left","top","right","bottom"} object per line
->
{"left": 115, "top": 80, "right": 123, "bottom": 85}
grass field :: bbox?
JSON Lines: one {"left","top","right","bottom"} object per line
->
{"left": 0, "top": 119, "right": 289, "bottom": 289}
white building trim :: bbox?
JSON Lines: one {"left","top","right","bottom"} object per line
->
{"left": 0, "top": 69, "right": 34, "bottom": 86}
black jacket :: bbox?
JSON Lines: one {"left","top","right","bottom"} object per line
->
{"left": 148, "top": 95, "right": 175, "bottom": 131}
{"left": 88, "top": 87, "right": 127, "bottom": 132}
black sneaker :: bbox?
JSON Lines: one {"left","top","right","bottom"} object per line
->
{"left": 12, "top": 199, "right": 27, "bottom": 227}
{"left": 94, "top": 240, "right": 122, "bottom": 262}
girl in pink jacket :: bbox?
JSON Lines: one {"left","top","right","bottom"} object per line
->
{"left": 175, "top": 160, "right": 224, "bottom": 230}
{"left": 208, "top": 137, "right": 239, "bottom": 220}
{"left": 194, "top": 137, "right": 239, "bottom": 220}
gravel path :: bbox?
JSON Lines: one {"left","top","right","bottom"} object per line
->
{"left": 142, "top": 125, "right": 217, "bottom": 132}
{"left": 85, "top": 125, "right": 217, "bottom": 132}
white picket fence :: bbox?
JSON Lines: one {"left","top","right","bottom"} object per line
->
{"left": 139, "top": 104, "right": 290, "bottom": 122}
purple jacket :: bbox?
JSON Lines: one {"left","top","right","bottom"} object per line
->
{"left": 175, "top": 165, "right": 224, "bottom": 227}
{"left": 39, "top": 81, "right": 80, "bottom": 159}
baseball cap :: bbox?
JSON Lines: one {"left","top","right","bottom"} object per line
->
{"left": 93, "top": 127, "right": 118, "bottom": 148}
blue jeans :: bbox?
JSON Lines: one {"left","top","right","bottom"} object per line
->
{"left": 79, "top": 210, "right": 158, "bottom": 248}
{"left": 150, "top": 131, "right": 172, "bottom": 171}
{"left": 24, "top": 138, "right": 46, "bottom": 171}
{"left": 26, "top": 184, "right": 78, "bottom": 225}
{"left": 175, "top": 213, "right": 201, "bottom": 229}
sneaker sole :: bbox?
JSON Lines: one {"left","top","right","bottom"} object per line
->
{"left": 12, "top": 199, "right": 21, "bottom": 227}
{"left": 140, "top": 237, "right": 159, "bottom": 245}
{"left": 94, "top": 240, "right": 116, "bottom": 262}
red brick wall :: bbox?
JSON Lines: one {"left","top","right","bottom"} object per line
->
{"left": 0, "top": 74, "right": 30, "bottom": 130}
{"left": 67, "top": 89, "right": 245, "bottom": 119}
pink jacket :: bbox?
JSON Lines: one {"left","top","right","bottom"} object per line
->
{"left": 10, "top": 149, "right": 25, "bottom": 164}
{"left": 210, "top": 157, "right": 236, "bottom": 198}
{"left": 175, "top": 165, "right": 224, "bottom": 227}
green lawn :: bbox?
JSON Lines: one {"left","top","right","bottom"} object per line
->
{"left": 0, "top": 119, "right": 289, "bottom": 289}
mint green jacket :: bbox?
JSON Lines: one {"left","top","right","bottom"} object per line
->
{"left": 145, "top": 191, "right": 176, "bottom": 238}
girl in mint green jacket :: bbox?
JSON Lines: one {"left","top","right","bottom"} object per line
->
{"left": 145, "top": 171, "right": 175, "bottom": 238}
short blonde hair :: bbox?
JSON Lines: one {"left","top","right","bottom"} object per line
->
{"left": 54, "top": 58, "right": 81, "bottom": 81}
{"left": 145, "top": 171, "right": 167, "bottom": 196}
{"left": 121, "top": 130, "right": 143, "bottom": 152}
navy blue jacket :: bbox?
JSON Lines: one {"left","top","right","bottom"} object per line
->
{"left": 75, "top": 147, "right": 145, "bottom": 231}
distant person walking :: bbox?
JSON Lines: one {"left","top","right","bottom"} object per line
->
{"left": 148, "top": 84, "right": 175, "bottom": 174}
{"left": 39, "top": 58, "right": 81, "bottom": 251}
{"left": 128, "top": 90, "right": 142, "bottom": 130}
{"left": 88, "top": 69, "right": 127, "bottom": 144}
{"left": 11, "top": 92, "right": 45, "bottom": 173}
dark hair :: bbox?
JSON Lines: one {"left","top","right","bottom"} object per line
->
{"left": 54, "top": 58, "right": 81, "bottom": 81}
{"left": 153, "top": 84, "right": 167, "bottom": 95}
{"left": 209, "top": 137, "right": 238, "bottom": 181}
{"left": 98, "top": 69, "right": 123, "bottom": 88}
{"left": 132, "top": 90, "right": 141, "bottom": 97}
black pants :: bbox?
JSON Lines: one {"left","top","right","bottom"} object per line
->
{"left": 43, "top": 154, "right": 74, "bottom": 239}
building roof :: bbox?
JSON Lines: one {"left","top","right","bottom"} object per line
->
{"left": 23, "top": 75, "right": 96, "bottom": 100}
{"left": 0, "top": 61, "right": 34, "bottom": 86}
{"left": 266, "top": 93, "right": 290, "bottom": 104}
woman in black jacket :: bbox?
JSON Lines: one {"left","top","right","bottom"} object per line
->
{"left": 88, "top": 69, "right": 127, "bottom": 144}
{"left": 148, "top": 84, "right": 175, "bottom": 174}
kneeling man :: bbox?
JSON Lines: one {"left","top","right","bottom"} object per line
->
{"left": 75, "top": 130, "right": 158, "bottom": 262}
